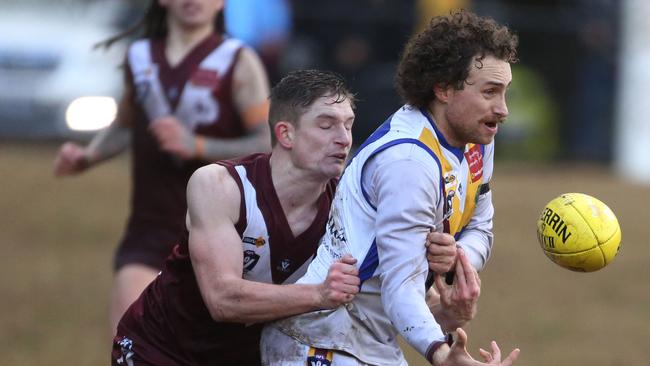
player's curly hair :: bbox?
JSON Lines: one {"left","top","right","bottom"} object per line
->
{"left": 395, "top": 10, "right": 518, "bottom": 108}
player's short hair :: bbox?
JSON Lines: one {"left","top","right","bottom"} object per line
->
{"left": 395, "top": 10, "right": 518, "bottom": 108}
{"left": 268, "top": 69, "right": 355, "bottom": 146}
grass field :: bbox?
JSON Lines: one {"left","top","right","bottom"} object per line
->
{"left": 1, "top": 141, "right": 648, "bottom": 365}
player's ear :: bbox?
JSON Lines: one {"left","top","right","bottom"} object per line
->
{"left": 433, "top": 84, "right": 451, "bottom": 104}
{"left": 274, "top": 121, "right": 294, "bottom": 148}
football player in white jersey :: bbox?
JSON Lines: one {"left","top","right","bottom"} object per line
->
{"left": 262, "top": 10, "right": 521, "bottom": 366}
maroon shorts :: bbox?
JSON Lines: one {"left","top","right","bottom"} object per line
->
{"left": 113, "top": 225, "right": 183, "bottom": 271}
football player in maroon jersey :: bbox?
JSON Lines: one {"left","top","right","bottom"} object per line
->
{"left": 111, "top": 69, "right": 361, "bottom": 366}
{"left": 53, "top": 0, "right": 272, "bottom": 335}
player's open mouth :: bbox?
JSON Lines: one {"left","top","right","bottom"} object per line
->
{"left": 484, "top": 121, "right": 498, "bottom": 133}
{"left": 331, "top": 153, "right": 347, "bottom": 161}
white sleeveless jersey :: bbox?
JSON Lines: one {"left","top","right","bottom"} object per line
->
{"left": 127, "top": 37, "right": 242, "bottom": 130}
{"left": 273, "top": 106, "right": 495, "bottom": 365}
{"left": 218, "top": 154, "right": 336, "bottom": 286}
{"left": 233, "top": 163, "right": 312, "bottom": 285}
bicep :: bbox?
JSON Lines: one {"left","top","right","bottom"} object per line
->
{"left": 187, "top": 166, "right": 244, "bottom": 295}
{"left": 370, "top": 152, "right": 439, "bottom": 280}
{"left": 232, "top": 47, "right": 270, "bottom": 131}
{"left": 115, "top": 65, "right": 136, "bottom": 128}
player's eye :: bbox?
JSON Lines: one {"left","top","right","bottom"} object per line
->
{"left": 484, "top": 89, "right": 496, "bottom": 96}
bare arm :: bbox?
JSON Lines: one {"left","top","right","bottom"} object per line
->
{"left": 199, "top": 47, "right": 272, "bottom": 159}
{"left": 187, "top": 165, "right": 358, "bottom": 323}
{"left": 149, "top": 48, "right": 272, "bottom": 161}
{"left": 53, "top": 83, "right": 134, "bottom": 176}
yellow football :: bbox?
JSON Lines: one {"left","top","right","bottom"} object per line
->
{"left": 536, "top": 193, "right": 621, "bottom": 272}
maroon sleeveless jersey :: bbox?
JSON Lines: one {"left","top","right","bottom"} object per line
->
{"left": 113, "top": 154, "right": 337, "bottom": 365}
{"left": 115, "top": 34, "right": 246, "bottom": 270}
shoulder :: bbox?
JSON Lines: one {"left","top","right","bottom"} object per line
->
{"left": 371, "top": 142, "right": 442, "bottom": 177}
{"left": 233, "top": 46, "right": 266, "bottom": 74}
{"left": 188, "top": 164, "right": 239, "bottom": 200}
{"left": 126, "top": 38, "right": 150, "bottom": 56}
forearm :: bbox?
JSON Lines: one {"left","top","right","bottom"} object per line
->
{"left": 456, "top": 229, "right": 492, "bottom": 271}
{"left": 204, "top": 279, "right": 321, "bottom": 323}
{"left": 85, "top": 122, "right": 131, "bottom": 165}
{"left": 380, "top": 254, "right": 444, "bottom": 356}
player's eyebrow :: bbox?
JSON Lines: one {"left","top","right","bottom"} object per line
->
{"left": 484, "top": 80, "right": 512, "bottom": 88}
{"left": 315, "top": 113, "right": 354, "bottom": 122}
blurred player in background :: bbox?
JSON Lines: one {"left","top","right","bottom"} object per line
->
{"left": 53, "top": 0, "right": 271, "bottom": 335}
{"left": 111, "top": 70, "right": 360, "bottom": 366}
{"left": 262, "top": 10, "right": 520, "bottom": 366}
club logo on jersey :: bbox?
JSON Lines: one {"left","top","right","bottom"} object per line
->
{"left": 307, "top": 347, "right": 333, "bottom": 366}
{"left": 464, "top": 144, "right": 483, "bottom": 182}
{"left": 133, "top": 65, "right": 159, "bottom": 103}
{"left": 243, "top": 250, "right": 260, "bottom": 272}
{"left": 444, "top": 190, "right": 455, "bottom": 221}
{"left": 191, "top": 69, "right": 220, "bottom": 90}
{"left": 243, "top": 236, "right": 266, "bottom": 247}
{"left": 277, "top": 258, "right": 292, "bottom": 273}
{"left": 444, "top": 174, "right": 456, "bottom": 185}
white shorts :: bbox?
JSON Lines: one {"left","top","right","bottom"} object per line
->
{"left": 261, "top": 324, "right": 399, "bottom": 366}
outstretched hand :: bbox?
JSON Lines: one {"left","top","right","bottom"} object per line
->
{"left": 432, "top": 328, "right": 520, "bottom": 366}
{"left": 318, "top": 254, "right": 360, "bottom": 309}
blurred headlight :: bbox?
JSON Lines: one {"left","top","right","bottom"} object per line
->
{"left": 65, "top": 96, "right": 117, "bottom": 131}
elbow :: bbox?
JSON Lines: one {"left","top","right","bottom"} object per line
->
{"left": 203, "top": 289, "right": 242, "bottom": 322}
{"left": 205, "top": 299, "right": 228, "bottom": 322}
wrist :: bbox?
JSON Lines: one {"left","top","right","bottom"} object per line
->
{"left": 438, "top": 311, "right": 463, "bottom": 333}
{"left": 427, "top": 333, "right": 454, "bottom": 365}
{"left": 79, "top": 150, "right": 95, "bottom": 170}
{"left": 194, "top": 135, "right": 206, "bottom": 159}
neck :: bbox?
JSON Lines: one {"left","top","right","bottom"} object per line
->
{"left": 269, "top": 152, "right": 328, "bottom": 213}
{"left": 428, "top": 101, "right": 464, "bottom": 148}
{"left": 166, "top": 20, "right": 215, "bottom": 60}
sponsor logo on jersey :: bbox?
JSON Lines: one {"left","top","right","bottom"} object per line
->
{"left": 243, "top": 249, "right": 260, "bottom": 272}
{"left": 307, "top": 347, "right": 333, "bottom": 366}
{"left": 464, "top": 144, "right": 483, "bottom": 182}
{"left": 191, "top": 69, "right": 220, "bottom": 90}
{"left": 243, "top": 236, "right": 266, "bottom": 247}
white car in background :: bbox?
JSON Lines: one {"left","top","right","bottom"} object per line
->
{"left": 0, "top": 1, "right": 130, "bottom": 139}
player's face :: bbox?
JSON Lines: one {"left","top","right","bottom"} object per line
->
{"left": 443, "top": 55, "right": 512, "bottom": 146}
{"left": 291, "top": 95, "right": 354, "bottom": 179}
{"left": 160, "top": 0, "right": 224, "bottom": 30}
